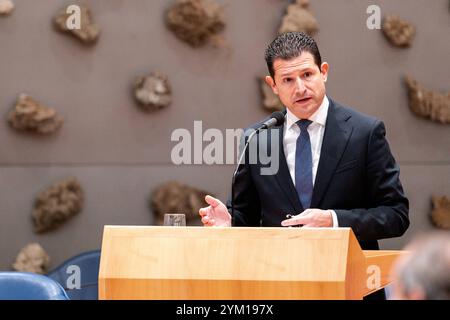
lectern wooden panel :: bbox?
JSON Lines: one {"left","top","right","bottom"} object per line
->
{"left": 99, "top": 226, "right": 404, "bottom": 300}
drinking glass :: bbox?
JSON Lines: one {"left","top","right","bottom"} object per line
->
{"left": 164, "top": 213, "right": 186, "bottom": 227}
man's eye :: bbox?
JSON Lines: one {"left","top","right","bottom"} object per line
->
{"left": 304, "top": 72, "right": 312, "bottom": 78}
{"left": 283, "top": 78, "right": 292, "bottom": 83}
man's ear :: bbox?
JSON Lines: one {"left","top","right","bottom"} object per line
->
{"left": 265, "top": 76, "right": 279, "bottom": 95}
{"left": 320, "top": 62, "right": 329, "bottom": 83}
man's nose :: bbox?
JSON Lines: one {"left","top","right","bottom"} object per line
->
{"left": 295, "top": 77, "right": 306, "bottom": 93}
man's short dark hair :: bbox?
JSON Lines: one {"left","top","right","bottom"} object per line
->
{"left": 264, "top": 32, "right": 322, "bottom": 79}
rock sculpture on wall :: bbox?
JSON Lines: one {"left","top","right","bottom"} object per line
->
{"left": 151, "top": 181, "right": 212, "bottom": 225}
{"left": 7, "top": 94, "right": 64, "bottom": 134}
{"left": 404, "top": 76, "right": 450, "bottom": 124}
{"left": 33, "top": 177, "right": 84, "bottom": 233}
{"left": 382, "top": 15, "right": 415, "bottom": 47}
{"left": 134, "top": 72, "right": 173, "bottom": 111}
{"left": 260, "top": 78, "right": 284, "bottom": 112}
{"left": 278, "top": 0, "right": 319, "bottom": 35}
{"left": 54, "top": 4, "right": 100, "bottom": 44}
{"left": 166, "top": 0, "right": 225, "bottom": 48}
{"left": 0, "top": 0, "right": 14, "bottom": 16}
{"left": 431, "top": 196, "right": 450, "bottom": 230}
{"left": 12, "top": 243, "right": 50, "bottom": 275}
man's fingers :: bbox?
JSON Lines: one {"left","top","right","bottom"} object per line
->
{"left": 299, "top": 209, "right": 312, "bottom": 216}
{"left": 201, "top": 216, "right": 210, "bottom": 224}
{"left": 281, "top": 215, "right": 312, "bottom": 227}
{"left": 201, "top": 214, "right": 216, "bottom": 227}
{"left": 205, "top": 195, "right": 220, "bottom": 208}
{"left": 203, "top": 219, "right": 215, "bottom": 227}
{"left": 281, "top": 209, "right": 317, "bottom": 226}
{"left": 199, "top": 207, "right": 211, "bottom": 217}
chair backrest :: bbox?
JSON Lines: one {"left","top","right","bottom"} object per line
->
{"left": 0, "top": 272, "right": 69, "bottom": 300}
{"left": 47, "top": 249, "right": 101, "bottom": 300}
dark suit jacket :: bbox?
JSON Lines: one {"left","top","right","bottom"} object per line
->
{"left": 227, "top": 98, "right": 409, "bottom": 250}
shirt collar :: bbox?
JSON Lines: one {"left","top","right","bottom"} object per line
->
{"left": 285, "top": 95, "right": 329, "bottom": 130}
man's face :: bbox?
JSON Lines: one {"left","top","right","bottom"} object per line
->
{"left": 265, "top": 52, "right": 329, "bottom": 119}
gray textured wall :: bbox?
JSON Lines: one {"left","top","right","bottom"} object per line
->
{"left": 0, "top": 0, "right": 449, "bottom": 270}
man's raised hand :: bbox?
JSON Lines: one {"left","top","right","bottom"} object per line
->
{"left": 198, "top": 195, "right": 231, "bottom": 227}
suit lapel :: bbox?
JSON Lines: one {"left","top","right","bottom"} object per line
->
{"left": 311, "top": 100, "right": 353, "bottom": 208}
{"left": 272, "top": 124, "right": 304, "bottom": 213}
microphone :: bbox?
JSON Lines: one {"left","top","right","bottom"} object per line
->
{"left": 258, "top": 111, "right": 286, "bottom": 130}
{"left": 231, "top": 111, "right": 286, "bottom": 226}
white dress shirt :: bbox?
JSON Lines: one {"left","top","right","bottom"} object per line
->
{"left": 282, "top": 96, "right": 339, "bottom": 227}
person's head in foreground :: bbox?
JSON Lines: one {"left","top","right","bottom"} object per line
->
{"left": 391, "top": 232, "right": 450, "bottom": 300}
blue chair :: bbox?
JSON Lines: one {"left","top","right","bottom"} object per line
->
{"left": 47, "top": 250, "right": 101, "bottom": 300}
{"left": 0, "top": 272, "right": 69, "bottom": 300}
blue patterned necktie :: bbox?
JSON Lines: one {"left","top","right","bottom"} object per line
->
{"left": 295, "top": 119, "right": 313, "bottom": 209}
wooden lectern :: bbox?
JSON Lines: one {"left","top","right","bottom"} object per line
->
{"left": 99, "top": 226, "right": 404, "bottom": 300}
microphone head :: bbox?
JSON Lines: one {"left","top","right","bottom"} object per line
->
{"left": 271, "top": 111, "right": 286, "bottom": 126}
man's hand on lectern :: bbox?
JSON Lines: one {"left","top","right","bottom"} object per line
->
{"left": 281, "top": 209, "right": 333, "bottom": 227}
{"left": 198, "top": 195, "right": 232, "bottom": 227}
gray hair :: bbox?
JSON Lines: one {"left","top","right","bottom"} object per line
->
{"left": 399, "top": 232, "right": 450, "bottom": 300}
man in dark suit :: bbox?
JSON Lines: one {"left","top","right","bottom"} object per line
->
{"left": 199, "top": 32, "right": 409, "bottom": 271}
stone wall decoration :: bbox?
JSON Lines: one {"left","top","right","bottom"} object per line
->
{"left": 54, "top": 4, "right": 100, "bottom": 44}
{"left": 260, "top": 77, "right": 284, "bottom": 112}
{"left": 382, "top": 15, "right": 416, "bottom": 47}
{"left": 33, "top": 177, "right": 84, "bottom": 234}
{"left": 278, "top": 0, "right": 319, "bottom": 35}
{"left": 0, "top": 0, "right": 14, "bottom": 16}
{"left": 165, "top": 0, "right": 225, "bottom": 48}
{"left": 405, "top": 76, "right": 450, "bottom": 124}
{"left": 151, "top": 181, "right": 212, "bottom": 225}
{"left": 7, "top": 94, "right": 64, "bottom": 134}
{"left": 134, "top": 72, "right": 173, "bottom": 111}
{"left": 12, "top": 243, "right": 50, "bottom": 275}
{"left": 431, "top": 196, "right": 450, "bottom": 230}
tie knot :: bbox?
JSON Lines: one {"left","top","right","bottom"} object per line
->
{"left": 296, "top": 119, "right": 312, "bottom": 131}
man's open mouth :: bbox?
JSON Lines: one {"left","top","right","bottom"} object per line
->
{"left": 295, "top": 97, "right": 312, "bottom": 103}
